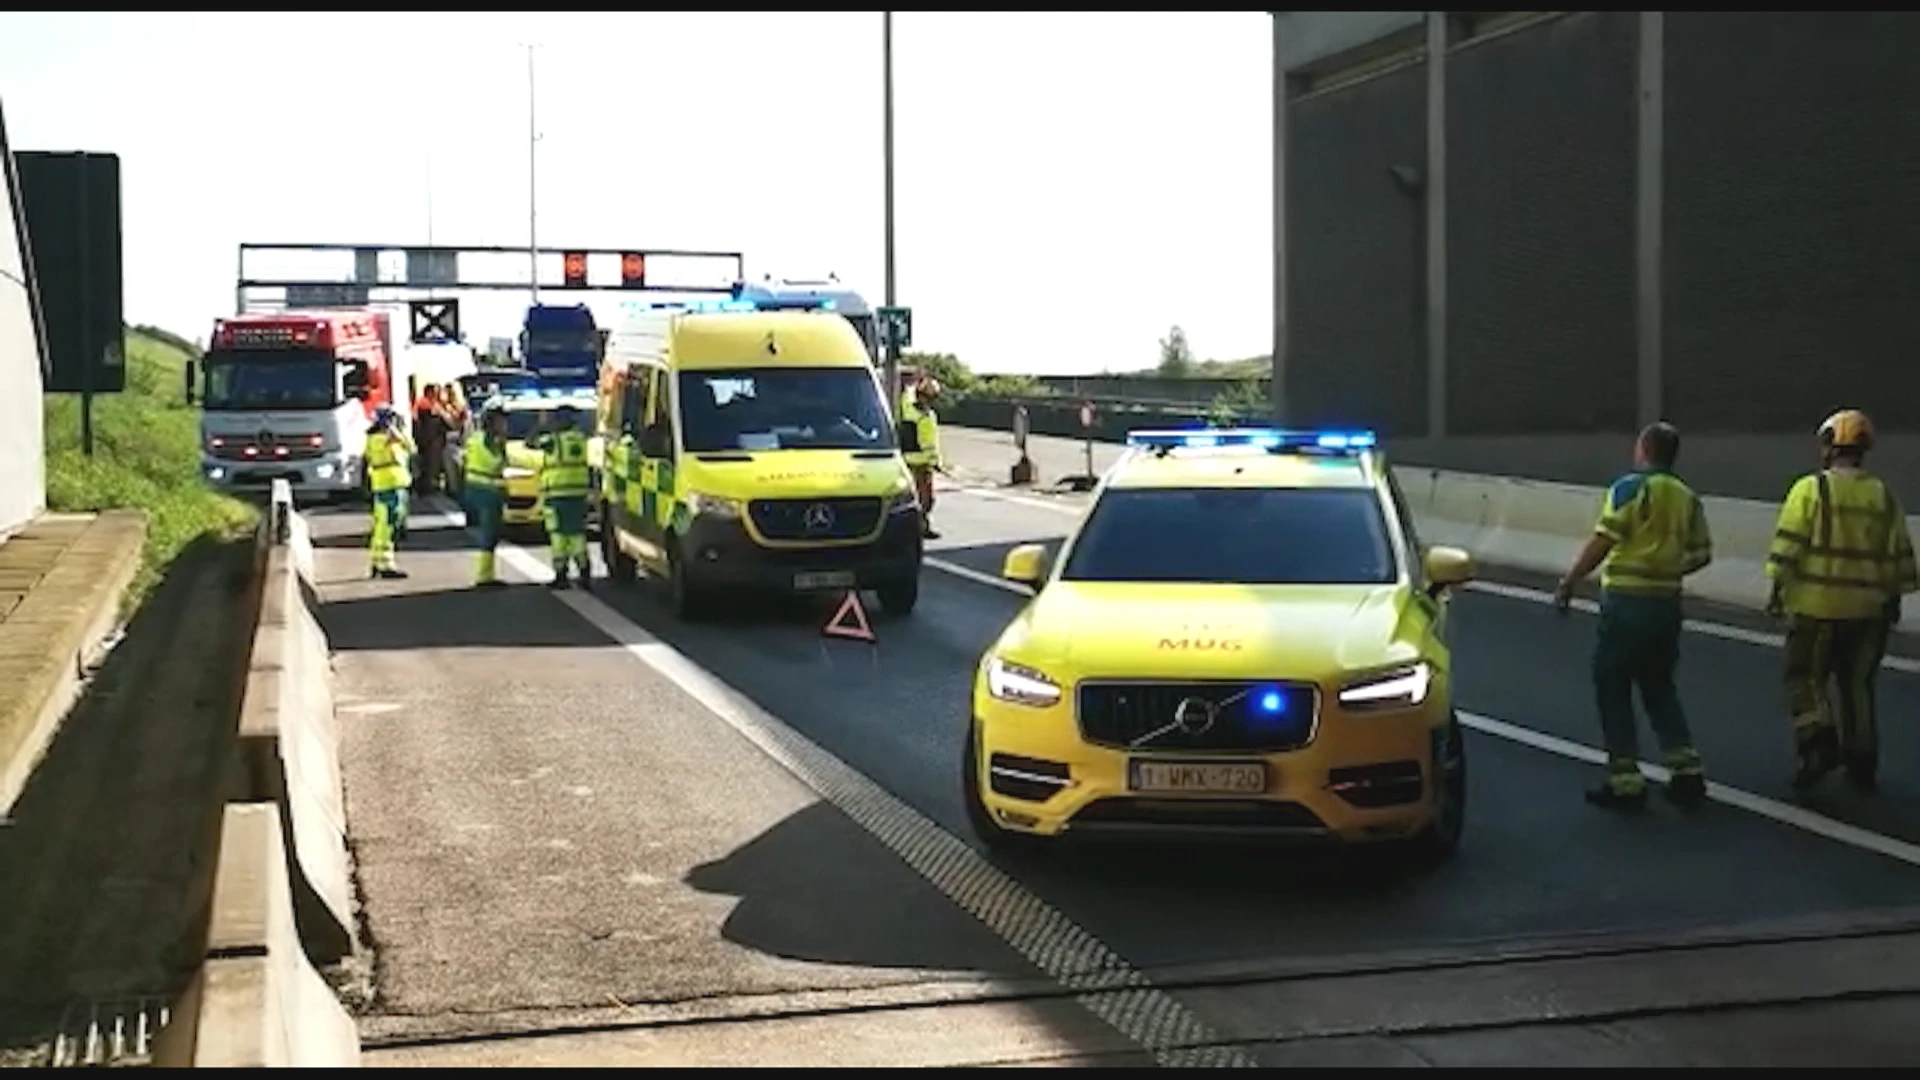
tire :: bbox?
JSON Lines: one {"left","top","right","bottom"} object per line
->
{"left": 603, "top": 524, "right": 638, "bottom": 584}
{"left": 1404, "top": 714, "right": 1467, "bottom": 865}
{"left": 666, "top": 540, "right": 711, "bottom": 622}
{"left": 876, "top": 575, "right": 920, "bottom": 617}
{"left": 962, "top": 722, "right": 1050, "bottom": 857}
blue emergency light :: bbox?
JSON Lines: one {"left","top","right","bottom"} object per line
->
{"left": 1126, "top": 428, "right": 1378, "bottom": 453}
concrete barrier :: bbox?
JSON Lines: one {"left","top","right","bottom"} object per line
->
{"left": 232, "top": 481, "right": 355, "bottom": 965}
{"left": 149, "top": 803, "right": 361, "bottom": 1068}
{"left": 1393, "top": 464, "right": 1920, "bottom": 634}
{"left": 947, "top": 421, "right": 1920, "bottom": 633}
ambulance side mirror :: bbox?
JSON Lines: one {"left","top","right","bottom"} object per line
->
{"left": 343, "top": 361, "right": 371, "bottom": 400}
{"left": 897, "top": 419, "right": 922, "bottom": 454}
{"left": 1424, "top": 545, "right": 1474, "bottom": 597}
{"left": 184, "top": 359, "right": 197, "bottom": 405}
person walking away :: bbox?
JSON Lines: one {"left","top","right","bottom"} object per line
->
{"left": 898, "top": 376, "right": 945, "bottom": 540}
{"left": 365, "top": 406, "right": 415, "bottom": 580}
{"left": 1553, "top": 422, "right": 1713, "bottom": 809}
{"left": 464, "top": 402, "right": 510, "bottom": 589}
{"left": 1766, "top": 409, "right": 1918, "bottom": 793}
{"left": 532, "top": 405, "right": 594, "bottom": 589}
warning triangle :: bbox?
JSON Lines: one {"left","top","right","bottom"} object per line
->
{"left": 822, "top": 590, "right": 876, "bottom": 644}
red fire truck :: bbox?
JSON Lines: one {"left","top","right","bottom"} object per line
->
{"left": 194, "top": 309, "right": 403, "bottom": 501}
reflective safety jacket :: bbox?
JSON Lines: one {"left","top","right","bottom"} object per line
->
{"left": 898, "top": 391, "right": 941, "bottom": 470}
{"left": 464, "top": 431, "right": 506, "bottom": 492}
{"left": 1767, "top": 467, "right": 1919, "bottom": 620}
{"left": 1595, "top": 469, "right": 1713, "bottom": 594}
{"left": 365, "top": 429, "right": 413, "bottom": 494}
{"left": 535, "top": 428, "right": 592, "bottom": 500}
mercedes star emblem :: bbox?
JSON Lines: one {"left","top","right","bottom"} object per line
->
{"left": 803, "top": 503, "right": 836, "bottom": 533}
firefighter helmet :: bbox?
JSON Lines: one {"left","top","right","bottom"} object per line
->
{"left": 1818, "top": 409, "right": 1875, "bottom": 451}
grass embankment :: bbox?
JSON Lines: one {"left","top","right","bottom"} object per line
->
{"left": 42, "top": 328, "right": 257, "bottom": 609}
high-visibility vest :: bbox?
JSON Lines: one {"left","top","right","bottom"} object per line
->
{"left": 1768, "top": 468, "right": 1920, "bottom": 620}
{"left": 1595, "top": 469, "right": 1713, "bottom": 594}
{"left": 898, "top": 394, "right": 940, "bottom": 469}
{"left": 464, "top": 431, "right": 506, "bottom": 491}
{"left": 539, "top": 429, "right": 592, "bottom": 499}
{"left": 365, "top": 431, "right": 412, "bottom": 493}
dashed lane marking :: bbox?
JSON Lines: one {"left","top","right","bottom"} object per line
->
{"left": 944, "top": 484, "right": 1920, "bottom": 676}
{"left": 490, "top": 539, "right": 1259, "bottom": 1068}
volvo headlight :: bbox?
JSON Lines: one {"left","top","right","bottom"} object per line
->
{"left": 1338, "top": 662, "right": 1432, "bottom": 711}
{"left": 690, "top": 492, "right": 743, "bottom": 519}
{"left": 886, "top": 489, "right": 920, "bottom": 515}
{"left": 986, "top": 656, "right": 1063, "bottom": 708}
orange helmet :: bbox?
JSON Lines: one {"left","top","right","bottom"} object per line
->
{"left": 1818, "top": 409, "right": 1875, "bottom": 451}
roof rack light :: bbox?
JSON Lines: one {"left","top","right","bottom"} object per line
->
{"left": 1126, "top": 428, "right": 1378, "bottom": 454}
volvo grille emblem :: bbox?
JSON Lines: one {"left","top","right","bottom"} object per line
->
{"left": 1173, "top": 696, "right": 1219, "bottom": 736}
{"left": 802, "top": 503, "right": 836, "bottom": 533}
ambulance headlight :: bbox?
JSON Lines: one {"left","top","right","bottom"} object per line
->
{"left": 689, "top": 492, "right": 743, "bottom": 519}
{"left": 504, "top": 467, "right": 536, "bottom": 480}
{"left": 886, "top": 490, "right": 920, "bottom": 515}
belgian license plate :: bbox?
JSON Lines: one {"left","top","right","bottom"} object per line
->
{"left": 793, "top": 570, "right": 856, "bottom": 591}
{"left": 1128, "top": 760, "right": 1268, "bottom": 795}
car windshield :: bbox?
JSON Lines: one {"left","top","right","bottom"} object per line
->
{"left": 526, "top": 330, "right": 597, "bottom": 355}
{"left": 1061, "top": 487, "right": 1398, "bottom": 585}
{"left": 202, "top": 349, "right": 338, "bottom": 411}
{"left": 677, "top": 367, "right": 893, "bottom": 453}
{"left": 501, "top": 409, "right": 583, "bottom": 441}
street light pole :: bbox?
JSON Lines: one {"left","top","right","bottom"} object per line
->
{"left": 882, "top": 11, "right": 900, "bottom": 408}
{"left": 528, "top": 43, "right": 540, "bottom": 306}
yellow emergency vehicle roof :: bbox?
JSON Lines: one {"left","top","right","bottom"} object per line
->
{"left": 1105, "top": 431, "right": 1379, "bottom": 492}
{"left": 611, "top": 310, "right": 872, "bottom": 373}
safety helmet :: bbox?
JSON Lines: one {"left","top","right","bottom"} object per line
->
{"left": 1818, "top": 409, "right": 1875, "bottom": 451}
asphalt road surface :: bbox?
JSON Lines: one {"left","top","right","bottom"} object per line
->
{"left": 303, "top": 428, "right": 1920, "bottom": 1067}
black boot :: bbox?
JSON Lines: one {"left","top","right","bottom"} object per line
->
{"left": 549, "top": 570, "right": 572, "bottom": 591}
{"left": 1845, "top": 752, "right": 1878, "bottom": 793}
{"left": 1792, "top": 729, "right": 1840, "bottom": 793}
{"left": 1664, "top": 772, "right": 1708, "bottom": 808}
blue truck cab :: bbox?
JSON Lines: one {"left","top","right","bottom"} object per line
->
{"left": 519, "top": 304, "right": 604, "bottom": 391}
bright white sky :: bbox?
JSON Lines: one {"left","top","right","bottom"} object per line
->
{"left": 0, "top": 11, "right": 1272, "bottom": 376}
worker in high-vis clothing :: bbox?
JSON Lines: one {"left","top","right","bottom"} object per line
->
{"left": 531, "top": 405, "right": 593, "bottom": 589}
{"left": 463, "top": 402, "right": 510, "bottom": 589}
{"left": 897, "top": 374, "right": 944, "bottom": 539}
{"left": 364, "top": 406, "right": 415, "bottom": 580}
{"left": 1766, "top": 409, "right": 1918, "bottom": 794}
{"left": 1553, "top": 422, "right": 1713, "bottom": 810}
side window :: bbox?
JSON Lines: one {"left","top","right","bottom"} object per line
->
{"left": 621, "top": 376, "right": 645, "bottom": 439}
{"left": 642, "top": 368, "right": 674, "bottom": 455}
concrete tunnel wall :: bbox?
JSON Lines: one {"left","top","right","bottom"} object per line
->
{"left": 0, "top": 97, "right": 47, "bottom": 539}
{"left": 1272, "top": 12, "right": 1920, "bottom": 507}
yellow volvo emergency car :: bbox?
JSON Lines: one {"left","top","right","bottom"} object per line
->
{"left": 494, "top": 387, "right": 605, "bottom": 535}
{"left": 596, "top": 300, "right": 922, "bottom": 620}
{"left": 965, "top": 428, "right": 1477, "bottom": 861}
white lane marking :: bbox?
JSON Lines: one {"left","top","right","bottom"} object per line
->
{"left": 1459, "top": 712, "right": 1920, "bottom": 870}
{"left": 926, "top": 556, "right": 1029, "bottom": 596}
{"left": 919, "top": 555, "right": 1920, "bottom": 874}
{"left": 945, "top": 485, "right": 1920, "bottom": 676}
{"left": 491, "top": 539, "right": 1259, "bottom": 1068}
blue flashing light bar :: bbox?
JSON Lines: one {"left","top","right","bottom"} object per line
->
{"left": 680, "top": 296, "right": 838, "bottom": 315}
{"left": 1126, "top": 428, "right": 1378, "bottom": 452}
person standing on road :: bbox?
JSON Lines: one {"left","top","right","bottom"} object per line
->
{"left": 412, "top": 384, "right": 451, "bottom": 497}
{"left": 531, "top": 405, "right": 593, "bottom": 590}
{"left": 1765, "top": 409, "right": 1918, "bottom": 794}
{"left": 463, "top": 403, "right": 510, "bottom": 589}
{"left": 898, "top": 374, "right": 945, "bottom": 540}
{"left": 1553, "top": 422, "right": 1714, "bottom": 810}
{"left": 365, "top": 406, "right": 415, "bottom": 581}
